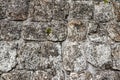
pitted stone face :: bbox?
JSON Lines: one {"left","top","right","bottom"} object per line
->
{"left": 62, "top": 40, "right": 87, "bottom": 72}
{"left": 29, "top": 0, "right": 69, "bottom": 22}
{"left": 0, "top": 0, "right": 8, "bottom": 19}
{"left": 0, "top": 20, "right": 22, "bottom": 41}
{"left": 104, "top": 22, "right": 120, "bottom": 42}
{"left": 23, "top": 21, "right": 67, "bottom": 41}
{"left": 112, "top": 43, "right": 120, "bottom": 70}
{"left": 67, "top": 20, "right": 87, "bottom": 42}
{"left": 0, "top": 41, "right": 17, "bottom": 72}
{"left": 0, "top": 70, "right": 34, "bottom": 80}
{"left": 94, "top": 70, "right": 120, "bottom": 80}
{"left": 84, "top": 42, "right": 112, "bottom": 68}
{"left": 7, "top": 0, "right": 29, "bottom": 21}
{"left": 94, "top": 2, "right": 114, "bottom": 23}
{"left": 17, "top": 42, "right": 61, "bottom": 70}
{"left": 69, "top": 1, "right": 94, "bottom": 20}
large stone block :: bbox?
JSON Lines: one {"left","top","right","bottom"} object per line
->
{"left": 94, "top": 2, "right": 114, "bottom": 23}
{"left": 62, "top": 40, "right": 87, "bottom": 72}
{"left": 69, "top": 1, "right": 93, "bottom": 20}
{"left": 23, "top": 21, "right": 67, "bottom": 41}
{"left": 0, "top": 41, "right": 17, "bottom": 72}
{"left": 7, "top": 0, "right": 29, "bottom": 21}
{"left": 17, "top": 41, "right": 61, "bottom": 70}
{"left": 0, "top": 20, "right": 22, "bottom": 41}
{"left": 29, "top": 0, "right": 69, "bottom": 22}
{"left": 84, "top": 42, "right": 112, "bottom": 68}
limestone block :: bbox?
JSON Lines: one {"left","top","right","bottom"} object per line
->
{"left": 69, "top": 1, "right": 93, "bottom": 20}
{"left": 1, "top": 70, "right": 33, "bottom": 80}
{"left": 7, "top": 0, "right": 29, "bottom": 20}
{"left": 17, "top": 41, "right": 61, "bottom": 70}
{"left": 0, "top": 20, "right": 22, "bottom": 41}
{"left": 112, "top": 43, "right": 120, "bottom": 70}
{"left": 0, "top": 41, "right": 17, "bottom": 72}
{"left": 85, "top": 42, "right": 112, "bottom": 68}
{"left": 94, "top": 2, "right": 114, "bottom": 23}
{"left": 29, "top": 0, "right": 69, "bottom": 22}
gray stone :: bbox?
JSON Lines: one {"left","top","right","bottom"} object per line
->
{"left": 84, "top": 42, "right": 112, "bottom": 68}
{"left": 87, "top": 22, "right": 113, "bottom": 44}
{"left": 69, "top": 1, "right": 93, "bottom": 20}
{"left": 0, "top": 20, "right": 22, "bottom": 41}
{"left": 0, "top": 0, "right": 8, "bottom": 19}
{"left": 23, "top": 21, "right": 67, "bottom": 41}
{"left": 0, "top": 41, "right": 17, "bottom": 72}
{"left": 1, "top": 70, "right": 33, "bottom": 80}
{"left": 17, "top": 41, "right": 61, "bottom": 70}
{"left": 94, "top": 2, "right": 114, "bottom": 23}
{"left": 105, "top": 22, "right": 120, "bottom": 42}
{"left": 94, "top": 70, "right": 120, "bottom": 80}
{"left": 67, "top": 20, "right": 87, "bottom": 42}
{"left": 29, "top": 0, "right": 69, "bottom": 22}
{"left": 47, "top": 20, "right": 68, "bottom": 41}
{"left": 62, "top": 40, "right": 87, "bottom": 72}
{"left": 33, "top": 70, "right": 56, "bottom": 80}
{"left": 23, "top": 22, "right": 48, "bottom": 41}
{"left": 112, "top": 43, "right": 120, "bottom": 70}
{"left": 7, "top": 0, "right": 29, "bottom": 21}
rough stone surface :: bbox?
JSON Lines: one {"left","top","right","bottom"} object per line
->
{"left": 0, "top": 0, "right": 8, "bottom": 19}
{"left": 94, "top": 2, "right": 114, "bottom": 23}
{"left": 17, "top": 41, "right": 61, "bottom": 70}
{"left": 7, "top": 0, "right": 29, "bottom": 21}
{"left": 0, "top": 41, "right": 17, "bottom": 72}
{"left": 23, "top": 21, "right": 67, "bottom": 41}
{"left": 0, "top": 20, "right": 22, "bottom": 41}
{"left": 0, "top": 0, "right": 120, "bottom": 80}
{"left": 112, "top": 43, "right": 120, "bottom": 70}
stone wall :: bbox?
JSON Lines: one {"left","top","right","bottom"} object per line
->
{"left": 0, "top": 0, "right": 120, "bottom": 80}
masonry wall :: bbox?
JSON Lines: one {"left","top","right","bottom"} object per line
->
{"left": 0, "top": 0, "right": 120, "bottom": 80}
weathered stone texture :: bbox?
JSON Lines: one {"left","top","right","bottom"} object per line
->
{"left": 94, "top": 2, "right": 114, "bottom": 23}
{"left": 0, "top": 41, "right": 17, "bottom": 72}
{"left": 29, "top": 0, "right": 69, "bottom": 22}
{"left": 0, "top": 0, "right": 120, "bottom": 80}
{"left": 7, "top": 0, "right": 29, "bottom": 21}
{"left": 0, "top": 20, "right": 22, "bottom": 41}
{"left": 0, "top": 0, "right": 8, "bottom": 19}
{"left": 69, "top": 1, "right": 93, "bottom": 20}
{"left": 23, "top": 21, "right": 67, "bottom": 41}
{"left": 112, "top": 43, "right": 120, "bottom": 70}
{"left": 17, "top": 41, "right": 61, "bottom": 70}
